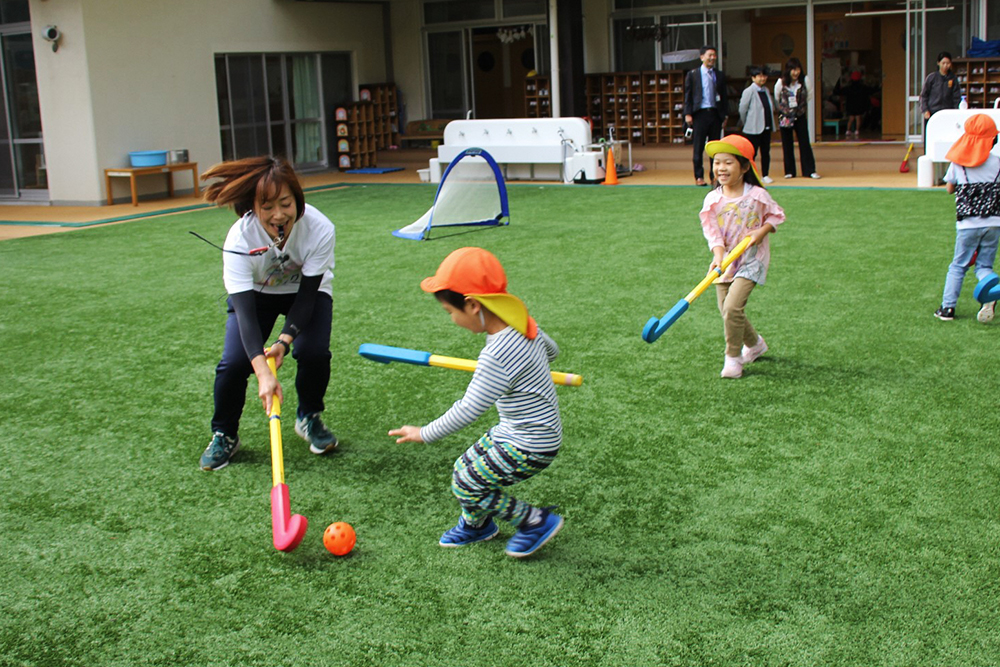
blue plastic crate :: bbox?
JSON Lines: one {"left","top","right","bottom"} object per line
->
{"left": 128, "top": 150, "right": 168, "bottom": 167}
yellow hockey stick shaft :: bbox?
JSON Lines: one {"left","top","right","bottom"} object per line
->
{"left": 428, "top": 354, "right": 583, "bottom": 387}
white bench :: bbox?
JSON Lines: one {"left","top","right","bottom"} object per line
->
{"left": 429, "top": 118, "right": 600, "bottom": 184}
{"left": 918, "top": 107, "right": 1000, "bottom": 187}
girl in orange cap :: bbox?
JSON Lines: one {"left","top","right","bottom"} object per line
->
{"left": 389, "top": 247, "right": 564, "bottom": 558}
{"left": 934, "top": 113, "right": 1000, "bottom": 323}
{"left": 702, "top": 134, "right": 786, "bottom": 378}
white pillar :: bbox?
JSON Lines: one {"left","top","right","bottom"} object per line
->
{"left": 806, "top": 0, "right": 816, "bottom": 144}
{"left": 916, "top": 155, "right": 934, "bottom": 188}
{"left": 549, "top": 0, "right": 561, "bottom": 118}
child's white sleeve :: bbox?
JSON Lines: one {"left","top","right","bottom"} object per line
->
{"left": 419, "top": 352, "right": 509, "bottom": 443}
{"left": 943, "top": 162, "right": 959, "bottom": 184}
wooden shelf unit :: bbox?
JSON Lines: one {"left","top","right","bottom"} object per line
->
{"left": 334, "top": 102, "right": 377, "bottom": 171}
{"left": 641, "top": 70, "right": 687, "bottom": 145}
{"left": 586, "top": 71, "right": 685, "bottom": 145}
{"left": 359, "top": 82, "right": 400, "bottom": 149}
{"left": 525, "top": 76, "right": 551, "bottom": 117}
{"left": 952, "top": 57, "right": 1000, "bottom": 109}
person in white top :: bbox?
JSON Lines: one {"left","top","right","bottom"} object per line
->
{"left": 934, "top": 114, "right": 1000, "bottom": 322}
{"left": 198, "top": 157, "right": 338, "bottom": 471}
{"left": 775, "top": 57, "right": 821, "bottom": 180}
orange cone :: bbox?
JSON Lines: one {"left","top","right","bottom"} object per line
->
{"left": 602, "top": 147, "right": 619, "bottom": 185}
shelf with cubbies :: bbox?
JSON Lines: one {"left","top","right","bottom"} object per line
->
{"left": 334, "top": 102, "right": 376, "bottom": 171}
{"left": 524, "top": 76, "right": 551, "bottom": 117}
{"left": 586, "top": 70, "right": 685, "bottom": 144}
{"left": 641, "top": 70, "right": 686, "bottom": 145}
{"left": 359, "top": 82, "right": 400, "bottom": 149}
{"left": 952, "top": 57, "right": 1000, "bottom": 109}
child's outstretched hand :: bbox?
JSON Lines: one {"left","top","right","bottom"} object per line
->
{"left": 389, "top": 425, "right": 424, "bottom": 444}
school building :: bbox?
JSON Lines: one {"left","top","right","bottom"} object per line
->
{"left": 8, "top": 0, "right": 1000, "bottom": 205}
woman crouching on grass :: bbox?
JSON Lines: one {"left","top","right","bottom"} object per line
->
{"left": 199, "top": 156, "right": 338, "bottom": 471}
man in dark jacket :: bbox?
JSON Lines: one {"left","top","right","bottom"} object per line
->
{"left": 921, "top": 51, "right": 960, "bottom": 142}
{"left": 683, "top": 45, "right": 728, "bottom": 185}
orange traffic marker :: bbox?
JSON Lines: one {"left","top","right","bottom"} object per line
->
{"left": 603, "top": 147, "right": 619, "bottom": 185}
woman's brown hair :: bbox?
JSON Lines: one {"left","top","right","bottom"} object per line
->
{"left": 201, "top": 156, "right": 305, "bottom": 220}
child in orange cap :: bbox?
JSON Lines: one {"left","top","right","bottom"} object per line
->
{"left": 934, "top": 113, "right": 1000, "bottom": 323}
{"left": 389, "top": 247, "right": 564, "bottom": 558}
{"left": 702, "top": 134, "right": 786, "bottom": 378}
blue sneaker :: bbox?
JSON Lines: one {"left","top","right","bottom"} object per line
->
{"left": 200, "top": 431, "right": 241, "bottom": 471}
{"left": 294, "top": 412, "right": 338, "bottom": 454}
{"left": 505, "top": 508, "right": 563, "bottom": 558}
{"left": 439, "top": 517, "right": 499, "bottom": 547}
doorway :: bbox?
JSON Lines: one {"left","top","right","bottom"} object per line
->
{"left": 471, "top": 26, "right": 537, "bottom": 119}
{"left": 427, "top": 23, "right": 548, "bottom": 120}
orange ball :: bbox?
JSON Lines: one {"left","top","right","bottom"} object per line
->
{"left": 323, "top": 522, "right": 356, "bottom": 556}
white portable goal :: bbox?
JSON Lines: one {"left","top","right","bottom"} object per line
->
{"left": 393, "top": 148, "right": 509, "bottom": 240}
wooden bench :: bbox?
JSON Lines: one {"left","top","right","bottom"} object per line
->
{"left": 105, "top": 162, "right": 200, "bottom": 206}
{"left": 400, "top": 119, "right": 451, "bottom": 146}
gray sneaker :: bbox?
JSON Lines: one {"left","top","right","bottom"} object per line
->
{"left": 295, "top": 413, "right": 338, "bottom": 454}
{"left": 200, "top": 431, "right": 241, "bottom": 471}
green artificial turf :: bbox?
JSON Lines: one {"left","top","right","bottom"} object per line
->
{"left": 1, "top": 183, "right": 998, "bottom": 666}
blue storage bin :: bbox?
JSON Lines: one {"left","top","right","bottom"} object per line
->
{"left": 129, "top": 150, "right": 168, "bottom": 167}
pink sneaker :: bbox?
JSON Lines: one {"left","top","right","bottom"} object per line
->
{"left": 740, "top": 336, "right": 768, "bottom": 363}
{"left": 720, "top": 355, "right": 744, "bottom": 379}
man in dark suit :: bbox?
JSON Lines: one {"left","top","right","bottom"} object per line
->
{"left": 683, "top": 45, "right": 728, "bottom": 185}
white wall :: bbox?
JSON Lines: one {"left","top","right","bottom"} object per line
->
{"left": 390, "top": 1, "right": 425, "bottom": 125}
{"left": 31, "top": 0, "right": 385, "bottom": 205}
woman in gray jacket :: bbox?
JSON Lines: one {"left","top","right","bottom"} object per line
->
{"left": 739, "top": 66, "right": 777, "bottom": 184}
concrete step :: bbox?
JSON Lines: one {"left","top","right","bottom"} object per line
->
{"left": 376, "top": 143, "right": 923, "bottom": 175}
{"left": 631, "top": 142, "right": 921, "bottom": 174}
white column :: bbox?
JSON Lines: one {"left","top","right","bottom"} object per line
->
{"left": 806, "top": 0, "right": 816, "bottom": 144}
{"left": 549, "top": 0, "right": 561, "bottom": 117}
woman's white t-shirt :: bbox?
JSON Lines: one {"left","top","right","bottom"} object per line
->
{"left": 222, "top": 203, "right": 335, "bottom": 296}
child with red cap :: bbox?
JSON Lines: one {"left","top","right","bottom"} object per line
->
{"left": 701, "top": 134, "right": 786, "bottom": 378}
{"left": 389, "top": 247, "right": 564, "bottom": 558}
{"left": 935, "top": 113, "right": 1000, "bottom": 322}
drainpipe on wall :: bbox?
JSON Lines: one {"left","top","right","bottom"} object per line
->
{"left": 550, "top": 0, "right": 561, "bottom": 117}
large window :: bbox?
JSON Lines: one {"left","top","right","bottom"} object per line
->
{"left": 612, "top": 13, "right": 717, "bottom": 72}
{"left": 0, "top": 0, "right": 43, "bottom": 199}
{"left": 215, "top": 53, "right": 351, "bottom": 169}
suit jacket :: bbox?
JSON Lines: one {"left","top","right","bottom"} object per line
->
{"left": 683, "top": 66, "right": 728, "bottom": 121}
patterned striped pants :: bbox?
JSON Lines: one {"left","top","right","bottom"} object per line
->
{"left": 451, "top": 431, "right": 557, "bottom": 528}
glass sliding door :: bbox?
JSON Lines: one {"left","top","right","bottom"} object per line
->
{"left": 287, "top": 55, "right": 325, "bottom": 169}
{"left": 427, "top": 30, "right": 468, "bottom": 118}
{"left": 0, "top": 0, "right": 38, "bottom": 199}
{"left": 0, "top": 25, "right": 41, "bottom": 199}
{"left": 216, "top": 52, "right": 344, "bottom": 169}
{"left": 225, "top": 55, "right": 270, "bottom": 159}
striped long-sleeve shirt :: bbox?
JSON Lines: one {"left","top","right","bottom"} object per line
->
{"left": 419, "top": 327, "right": 563, "bottom": 453}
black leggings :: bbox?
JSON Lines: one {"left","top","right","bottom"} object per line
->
{"left": 212, "top": 292, "right": 332, "bottom": 437}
